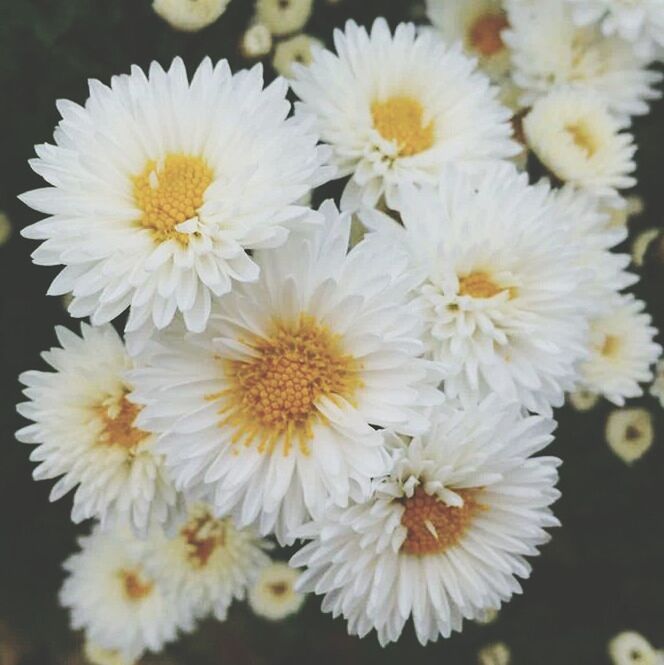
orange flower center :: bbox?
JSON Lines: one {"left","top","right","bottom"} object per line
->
{"left": 458, "top": 271, "right": 514, "bottom": 299}
{"left": 400, "top": 487, "right": 484, "bottom": 556}
{"left": 96, "top": 393, "right": 149, "bottom": 451}
{"left": 469, "top": 12, "right": 508, "bottom": 57}
{"left": 180, "top": 510, "right": 227, "bottom": 568}
{"left": 371, "top": 96, "right": 435, "bottom": 157}
{"left": 119, "top": 569, "right": 154, "bottom": 601}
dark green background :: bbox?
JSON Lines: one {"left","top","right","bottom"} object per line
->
{"left": 1, "top": 1, "right": 663, "bottom": 663}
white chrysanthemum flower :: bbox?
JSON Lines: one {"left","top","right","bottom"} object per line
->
{"left": 524, "top": 89, "right": 636, "bottom": 204}
{"left": 130, "top": 201, "right": 444, "bottom": 544}
{"left": 568, "top": 388, "right": 600, "bottom": 412}
{"left": 273, "top": 34, "right": 323, "bottom": 78}
{"left": 291, "top": 19, "right": 518, "bottom": 211}
{"left": 361, "top": 166, "right": 591, "bottom": 414}
{"left": 426, "top": 0, "right": 511, "bottom": 79}
{"left": 152, "top": 0, "right": 230, "bottom": 32}
{"left": 16, "top": 324, "right": 180, "bottom": 535}
{"left": 20, "top": 57, "right": 330, "bottom": 335}
{"left": 565, "top": 0, "right": 664, "bottom": 60}
{"left": 141, "top": 503, "right": 271, "bottom": 620}
{"left": 579, "top": 294, "right": 661, "bottom": 405}
{"left": 292, "top": 397, "right": 560, "bottom": 646}
{"left": 504, "top": 0, "right": 662, "bottom": 120}
{"left": 606, "top": 408, "right": 654, "bottom": 464}
{"left": 60, "top": 527, "right": 194, "bottom": 661}
{"left": 241, "top": 23, "right": 273, "bottom": 58}
{"left": 478, "top": 642, "right": 512, "bottom": 665}
{"left": 255, "top": 0, "right": 313, "bottom": 36}
{"left": 248, "top": 562, "right": 305, "bottom": 620}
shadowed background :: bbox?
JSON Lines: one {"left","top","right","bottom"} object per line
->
{"left": 0, "top": 1, "right": 663, "bottom": 663}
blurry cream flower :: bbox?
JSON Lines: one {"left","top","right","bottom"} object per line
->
{"left": 61, "top": 527, "right": 194, "bottom": 662}
{"left": 249, "top": 563, "right": 305, "bottom": 620}
{"left": 524, "top": 89, "right": 636, "bottom": 204}
{"left": 273, "top": 34, "right": 323, "bottom": 78}
{"left": 84, "top": 642, "right": 134, "bottom": 665}
{"left": 632, "top": 228, "right": 661, "bottom": 267}
{"left": 256, "top": 0, "right": 313, "bottom": 36}
{"left": 564, "top": 0, "right": 664, "bottom": 60}
{"left": 426, "top": 0, "right": 511, "bottom": 79}
{"left": 475, "top": 609, "right": 500, "bottom": 625}
{"left": 605, "top": 195, "right": 644, "bottom": 231}
{"left": 241, "top": 23, "right": 273, "bottom": 58}
{"left": 20, "top": 57, "right": 329, "bottom": 336}
{"left": 152, "top": 0, "right": 230, "bottom": 32}
{"left": 16, "top": 324, "right": 180, "bottom": 535}
{"left": 0, "top": 211, "right": 11, "bottom": 246}
{"left": 292, "top": 397, "right": 559, "bottom": 645}
{"left": 292, "top": 19, "right": 518, "bottom": 210}
{"left": 649, "top": 359, "right": 664, "bottom": 407}
{"left": 568, "top": 389, "right": 600, "bottom": 412}
{"left": 606, "top": 408, "right": 654, "bottom": 464}
{"left": 609, "top": 631, "right": 659, "bottom": 664}
{"left": 505, "top": 0, "right": 662, "bottom": 119}
{"left": 130, "top": 202, "right": 443, "bottom": 544}
{"left": 141, "top": 503, "right": 271, "bottom": 620}
{"left": 478, "top": 642, "right": 512, "bottom": 665}
{"left": 580, "top": 294, "right": 660, "bottom": 405}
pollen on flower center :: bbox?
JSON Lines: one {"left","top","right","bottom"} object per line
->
{"left": 469, "top": 12, "right": 508, "bottom": 57}
{"left": 119, "top": 568, "right": 154, "bottom": 601}
{"left": 458, "top": 271, "right": 511, "bottom": 299}
{"left": 400, "top": 487, "right": 484, "bottom": 556}
{"left": 601, "top": 334, "right": 621, "bottom": 358}
{"left": 133, "top": 153, "right": 214, "bottom": 244}
{"left": 96, "top": 393, "right": 149, "bottom": 451}
{"left": 371, "top": 96, "right": 435, "bottom": 157}
{"left": 564, "top": 121, "right": 598, "bottom": 157}
{"left": 180, "top": 508, "right": 227, "bottom": 568}
{"left": 210, "top": 314, "right": 362, "bottom": 457}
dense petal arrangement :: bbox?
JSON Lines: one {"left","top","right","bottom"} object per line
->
{"left": 20, "top": 57, "right": 330, "bottom": 335}
{"left": 362, "top": 165, "right": 592, "bottom": 414}
{"left": 292, "top": 397, "right": 560, "bottom": 645}
{"left": 130, "top": 201, "right": 444, "bottom": 544}
{"left": 60, "top": 526, "right": 195, "bottom": 661}
{"left": 16, "top": 323, "right": 180, "bottom": 535}
{"left": 291, "top": 18, "right": 518, "bottom": 210}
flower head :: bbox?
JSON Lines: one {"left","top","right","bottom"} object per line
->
{"left": 249, "top": 562, "right": 305, "bottom": 620}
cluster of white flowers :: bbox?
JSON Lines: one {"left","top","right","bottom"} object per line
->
{"left": 15, "top": 1, "right": 662, "bottom": 658}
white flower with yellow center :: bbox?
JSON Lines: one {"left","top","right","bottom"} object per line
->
{"left": 524, "top": 89, "right": 636, "bottom": 204}
{"left": 426, "top": 0, "right": 512, "bottom": 79}
{"left": 16, "top": 324, "right": 180, "bottom": 535}
{"left": 248, "top": 562, "right": 306, "bottom": 620}
{"left": 504, "top": 0, "right": 662, "bottom": 120}
{"left": 605, "top": 408, "right": 654, "bottom": 464}
{"left": 130, "top": 201, "right": 444, "bottom": 544}
{"left": 361, "top": 165, "right": 591, "bottom": 415}
{"left": 60, "top": 527, "right": 194, "bottom": 661}
{"left": 20, "top": 57, "right": 330, "bottom": 335}
{"left": 291, "top": 19, "right": 518, "bottom": 211}
{"left": 291, "top": 397, "right": 560, "bottom": 646}
{"left": 564, "top": 0, "right": 664, "bottom": 60}
{"left": 141, "top": 503, "right": 271, "bottom": 620}
{"left": 152, "top": 0, "right": 230, "bottom": 32}
{"left": 579, "top": 294, "right": 661, "bottom": 405}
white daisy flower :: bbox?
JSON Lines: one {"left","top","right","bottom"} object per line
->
{"left": 60, "top": 526, "right": 194, "bottom": 661}
{"left": 273, "top": 34, "right": 324, "bottom": 79}
{"left": 291, "top": 19, "right": 518, "bottom": 211}
{"left": 564, "top": 0, "right": 664, "bottom": 60}
{"left": 361, "top": 165, "right": 591, "bottom": 415}
{"left": 426, "top": 0, "right": 511, "bottom": 79}
{"left": 152, "top": 0, "right": 230, "bottom": 32}
{"left": 605, "top": 408, "right": 654, "bottom": 464}
{"left": 504, "top": 0, "right": 662, "bottom": 120}
{"left": 579, "top": 293, "right": 661, "bottom": 405}
{"left": 20, "top": 57, "right": 330, "bottom": 335}
{"left": 524, "top": 89, "right": 636, "bottom": 204}
{"left": 248, "top": 562, "right": 306, "bottom": 620}
{"left": 240, "top": 23, "right": 273, "bottom": 59}
{"left": 130, "top": 201, "right": 444, "bottom": 544}
{"left": 16, "top": 323, "right": 180, "bottom": 535}
{"left": 291, "top": 397, "right": 560, "bottom": 646}
{"left": 141, "top": 503, "right": 271, "bottom": 621}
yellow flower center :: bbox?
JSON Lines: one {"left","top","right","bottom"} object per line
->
{"left": 371, "top": 96, "right": 435, "bottom": 157}
{"left": 469, "top": 12, "right": 508, "bottom": 57}
{"left": 564, "top": 121, "right": 598, "bottom": 158}
{"left": 458, "top": 271, "right": 514, "bottom": 299}
{"left": 268, "top": 581, "right": 289, "bottom": 597}
{"left": 209, "top": 314, "right": 362, "bottom": 457}
{"left": 133, "top": 153, "right": 214, "bottom": 244}
{"left": 400, "top": 486, "right": 484, "bottom": 556}
{"left": 96, "top": 393, "right": 149, "bottom": 451}
{"left": 180, "top": 509, "right": 227, "bottom": 569}
{"left": 601, "top": 334, "right": 621, "bottom": 358}
{"left": 119, "top": 569, "right": 154, "bottom": 601}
